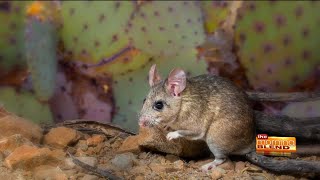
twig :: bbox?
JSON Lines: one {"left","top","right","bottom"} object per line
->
{"left": 67, "top": 151, "right": 123, "bottom": 180}
{"left": 245, "top": 152, "right": 320, "bottom": 175}
{"left": 247, "top": 91, "right": 320, "bottom": 102}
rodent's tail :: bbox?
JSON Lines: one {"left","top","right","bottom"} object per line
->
{"left": 246, "top": 91, "right": 320, "bottom": 102}
{"left": 254, "top": 111, "right": 320, "bottom": 141}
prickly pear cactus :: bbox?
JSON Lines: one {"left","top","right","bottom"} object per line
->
{"left": 0, "top": 87, "right": 53, "bottom": 124}
{"left": 112, "top": 50, "right": 208, "bottom": 132}
{"left": 127, "top": 1, "right": 206, "bottom": 57}
{"left": 25, "top": 1, "right": 59, "bottom": 101}
{"left": 0, "top": 1, "right": 29, "bottom": 73}
{"left": 282, "top": 100, "right": 320, "bottom": 118}
{"left": 201, "top": 1, "right": 231, "bottom": 34}
{"left": 60, "top": 1, "right": 146, "bottom": 75}
{"left": 234, "top": 1, "right": 320, "bottom": 91}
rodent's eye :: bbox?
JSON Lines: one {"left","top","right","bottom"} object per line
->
{"left": 143, "top": 98, "right": 146, "bottom": 104}
{"left": 153, "top": 100, "right": 164, "bottom": 111}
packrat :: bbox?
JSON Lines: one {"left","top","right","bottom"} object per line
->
{"left": 138, "top": 64, "right": 256, "bottom": 171}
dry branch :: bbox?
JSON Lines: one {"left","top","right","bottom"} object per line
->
{"left": 246, "top": 152, "right": 320, "bottom": 175}
{"left": 254, "top": 111, "right": 320, "bottom": 141}
{"left": 247, "top": 92, "right": 320, "bottom": 102}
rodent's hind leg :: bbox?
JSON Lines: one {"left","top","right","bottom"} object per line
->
{"left": 200, "top": 157, "right": 226, "bottom": 172}
{"left": 201, "top": 143, "right": 227, "bottom": 171}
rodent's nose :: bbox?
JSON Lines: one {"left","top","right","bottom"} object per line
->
{"left": 138, "top": 117, "right": 148, "bottom": 127}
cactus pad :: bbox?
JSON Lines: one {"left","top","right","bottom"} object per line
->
{"left": 60, "top": 1, "right": 134, "bottom": 64}
{"left": 0, "top": 87, "right": 53, "bottom": 124}
{"left": 127, "top": 1, "right": 206, "bottom": 57}
{"left": 234, "top": 1, "right": 320, "bottom": 91}
{"left": 0, "top": 1, "right": 28, "bottom": 73}
{"left": 25, "top": 15, "right": 58, "bottom": 101}
{"left": 201, "top": 1, "right": 231, "bottom": 34}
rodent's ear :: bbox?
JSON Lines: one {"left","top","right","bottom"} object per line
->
{"left": 167, "top": 68, "right": 186, "bottom": 97}
{"left": 149, "top": 64, "right": 162, "bottom": 87}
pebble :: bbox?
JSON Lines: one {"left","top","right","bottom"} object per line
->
{"left": 81, "top": 174, "right": 99, "bottom": 180}
{"left": 235, "top": 161, "right": 246, "bottom": 172}
{"left": 0, "top": 134, "right": 33, "bottom": 157}
{"left": 218, "top": 160, "right": 234, "bottom": 171}
{"left": 211, "top": 168, "right": 222, "bottom": 180}
{"left": 86, "top": 135, "right": 105, "bottom": 146}
{"left": 33, "top": 165, "right": 68, "bottom": 180}
{"left": 44, "top": 127, "right": 81, "bottom": 148}
{"left": 4, "top": 145, "right": 62, "bottom": 170}
{"left": 77, "top": 140, "right": 89, "bottom": 151}
{"left": 111, "top": 153, "right": 136, "bottom": 170}
{"left": 76, "top": 156, "right": 98, "bottom": 167}
{"left": 173, "top": 160, "right": 185, "bottom": 170}
{"left": 0, "top": 114, "right": 43, "bottom": 144}
{"left": 117, "top": 135, "right": 141, "bottom": 154}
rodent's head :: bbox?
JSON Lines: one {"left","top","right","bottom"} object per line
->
{"left": 138, "top": 64, "right": 187, "bottom": 128}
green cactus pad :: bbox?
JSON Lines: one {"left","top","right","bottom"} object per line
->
{"left": 201, "top": 1, "right": 231, "bottom": 34}
{"left": 25, "top": 17, "right": 58, "bottom": 101}
{"left": 112, "top": 50, "right": 208, "bottom": 132}
{"left": 127, "top": 1, "right": 206, "bottom": 57}
{"left": 60, "top": 1, "right": 133, "bottom": 65}
{"left": 234, "top": 1, "right": 320, "bottom": 91}
{"left": 0, "top": 87, "right": 53, "bottom": 124}
{"left": 0, "top": 1, "right": 29, "bottom": 73}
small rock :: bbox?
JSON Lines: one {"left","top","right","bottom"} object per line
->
{"left": 165, "top": 154, "right": 180, "bottom": 163}
{"left": 235, "top": 161, "right": 246, "bottom": 172}
{"left": 0, "top": 112, "right": 43, "bottom": 143}
{"left": 76, "top": 156, "right": 98, "bottom": 167}
{"left": 4, "top": 145, "right": 62, "bottom": 170}
{"left": 81, "top": 174, "right": 99, "bottom": 180}
{"left": 215, "top": 167, "right": 226, "bottom": 174}
{"left": 86, "top": 135, "right": 105, "bottom": 146}
{"left": 77, "top": 140, "right": 88, "bottom": 151}
{"left": 173, "top": 160, "right": 185, "bottom": 170}
{"left": 62, "top": 158, "right": 76, "bottom": 170}
{"left": 33, "top": 165, "right": 68, "bottom": 180}
{"left": 111, "top": 153, "right": 135, "bottom": 170}
{"left": 117, "top": 136, "right": 141, "bottom": 154}
{"left": 0, "top": 152, "right": 4, "bottom": 162}
{"left": 51, "top": 149, "right": 66, "bottom": 161}
{"left": 44, "top": 127, "right": 81, "bottom": 148}
{"left": 75, "top": 148, "right": 87, "bottom": 156}
{"left": 129, "top": 165, "right": 151, "bottom": 175}
{"left": 138, "top": 152, "right": 149, "bottom": 159}
{"left": 149, "top": 163, "right": 176, "bottom": 173}
{"left": 217, "top": 160, "right": 234, "bottom": 171}
{"left": 95, "top": 143, "right": 104, "bottom": 154}
{"left": 135, "top": 175, "right": 144, "bottom": 180}
{"left": 86, "top": 147, "right": 95, "bottom": 155}
{"left": 63, "top": 169, "right": 78, "bottom": 177}
{"left": 0, "top": 134, "right": 33, "bottom": 157}
{"left": 211, "top": 169, "right": 222, "bottom": 180}
{"left": 251, "top": 175, "right": 268, "bottom": 180}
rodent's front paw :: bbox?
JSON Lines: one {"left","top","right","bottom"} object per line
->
{"left": 166, "top": 131, "right": 181, "bottom": 141}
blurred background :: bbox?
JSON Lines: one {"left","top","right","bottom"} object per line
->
{"left": 0, "top": 1, "right": 319, "bottom": 133}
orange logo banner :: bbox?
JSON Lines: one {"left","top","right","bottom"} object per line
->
{"left": 256, "top": 134, "right": 296, "bottom": 157}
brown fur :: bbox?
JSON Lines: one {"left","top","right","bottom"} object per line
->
{"left": 141, "top": 74, "right": 255, "bottom": 152}
{"left": 139, "top": 69, "right": 256, "bottom": 170}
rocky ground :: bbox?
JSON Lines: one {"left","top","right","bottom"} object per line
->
{"left": 0, "top": 108, "right": 319, "bottom": 180}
